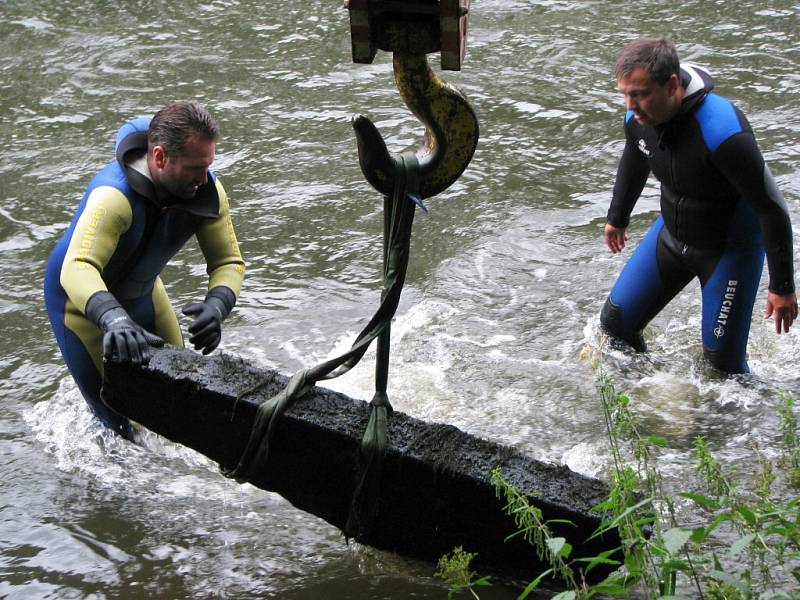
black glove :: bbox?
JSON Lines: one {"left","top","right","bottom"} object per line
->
{"left": 86, "top": 292, "right": 164, "bottom": 366}
{"left": 182, "top": 287, "right": 235, "bottom": 355}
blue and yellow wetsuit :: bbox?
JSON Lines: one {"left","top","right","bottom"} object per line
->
{"left": 44, "top": 117, "right": 245, "bottom": 435}
{"left": 601, "top": 65, "right": 794, "bottom": 373}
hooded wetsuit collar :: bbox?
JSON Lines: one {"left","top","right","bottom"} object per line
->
{"left": 654, "top": 63, "right": 714, "bottom": 147}
{"left": 113, "top": 117, "right": 220, "bottom": 219}
{"left": 679, "top": 63, "right": 713, "bottom": 114}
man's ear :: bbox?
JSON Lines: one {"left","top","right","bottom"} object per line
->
{"left": 666, "top": 73, "right": 680, "bottom": 96}
{"left": 152, "top": 145, "right": 168, "bottom": 169}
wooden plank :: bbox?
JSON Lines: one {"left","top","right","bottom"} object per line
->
{"left": 103, "top": 347, "right": 620, "bottom": 584}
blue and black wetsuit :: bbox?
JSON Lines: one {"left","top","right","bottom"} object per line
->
{"left": 601, "top": 65, "right": 794, "bottom": 373}
{"left": 44, "top": 118, "right": 245, "bottom": 435}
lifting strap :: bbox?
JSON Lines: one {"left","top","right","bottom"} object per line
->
{"left": 223, "top": 153, "right": 420, "bottom": 538}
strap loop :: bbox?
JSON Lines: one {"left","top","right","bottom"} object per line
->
{"left": 224, "top": 154, "right": 421, "bottom": 539}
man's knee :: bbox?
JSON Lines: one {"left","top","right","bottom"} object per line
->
{"left": 92, "top": 393, "right": 137, "bottom": 440}
{"left": 600, "top": 297, "right": 647, "bottom": 352}
{"left": 703, "top": 347, "right": 749, "bottom": 375}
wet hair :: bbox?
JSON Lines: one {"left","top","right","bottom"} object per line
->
{"left": 148, "top": 100, "right": 219, "bottom": 156}
{"left": 615, "top": 37, "right": 680, "bottom": 85}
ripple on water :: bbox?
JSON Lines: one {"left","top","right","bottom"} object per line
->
{"left": 2, "top": 0, "right": 799, "bottom": 596}
{"left": 19, "top": 379, "right": 364, "bottom": 598}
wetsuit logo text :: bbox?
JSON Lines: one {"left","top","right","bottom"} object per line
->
{"left": 714, "top": 279, "right": 738, "bottom": 338}
{"left": 77, "top": 207, "right": 108, "bottom": 268}
{"left": 637, "top": 139, "right": 653, "bottom": 158}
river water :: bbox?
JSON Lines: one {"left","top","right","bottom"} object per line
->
{"left": 1, "top": 1, "right": 798, "bottom": 598}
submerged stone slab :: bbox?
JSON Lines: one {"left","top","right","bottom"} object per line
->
{"left": 103, "top": 346, "right": 620, "bottom": 584}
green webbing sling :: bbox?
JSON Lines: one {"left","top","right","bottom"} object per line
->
{"left": 224, "top": 153, "right": 420, "bottom": 537}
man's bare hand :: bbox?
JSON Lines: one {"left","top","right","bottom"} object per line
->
{"left": 604, "top": 223, "right": 629, "bottom": 254}
{"left": 765, "top": 291, "right": 798, "bottom": 334}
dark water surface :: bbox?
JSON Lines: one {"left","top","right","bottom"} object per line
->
{"left": 1, "top": 1, "right": 798, "bottom": 598}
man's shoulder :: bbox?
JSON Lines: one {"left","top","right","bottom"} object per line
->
{"left": 622, "top": 111, "right": 657, "bottom": 150}
{"left": 87, "top": 160, "right": 130, "bottom": 195}
{"left": 212, "top": 173, "right": 227, "bottom": 195}
{"left": 693, "top": 93, "right": 748, "bottom": 152}
{"left": 622, "top": 110, "right": 643, "bottom": 136}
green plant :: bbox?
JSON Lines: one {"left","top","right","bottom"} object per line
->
{"left": 778, "top": 394, "right": 800, "bottom": 491}
{"left": 492, "top": 468, "right": 578, "bottom": 587}
{"left": 492, "top": 467, "right": 639, "bottom": 600}
{"left": 435, "top": 546, "right": 492, "bottom": 599}
{"left": 436, "top": 353, "right": 800, "bottom": 599}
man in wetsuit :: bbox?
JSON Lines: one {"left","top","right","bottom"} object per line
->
{"left": 600, "top": 38, "right": 796, "bottom": 373}
{"left": 44, "top": 101, "right": 245, "bottom": 437}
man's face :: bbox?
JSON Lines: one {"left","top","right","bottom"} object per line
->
{"left": 617, "top": 66, "right": 679, "bottom": 126}
{"left": 154, "top": 135, "right": 216, "bottom": 200}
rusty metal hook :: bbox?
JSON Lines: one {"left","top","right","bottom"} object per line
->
{"left": 352, "top": 52, "right": 479, "bottom": 200}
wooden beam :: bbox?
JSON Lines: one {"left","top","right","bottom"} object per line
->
{"left": 103, "top": 347, "right": 620, "bottom": 584}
